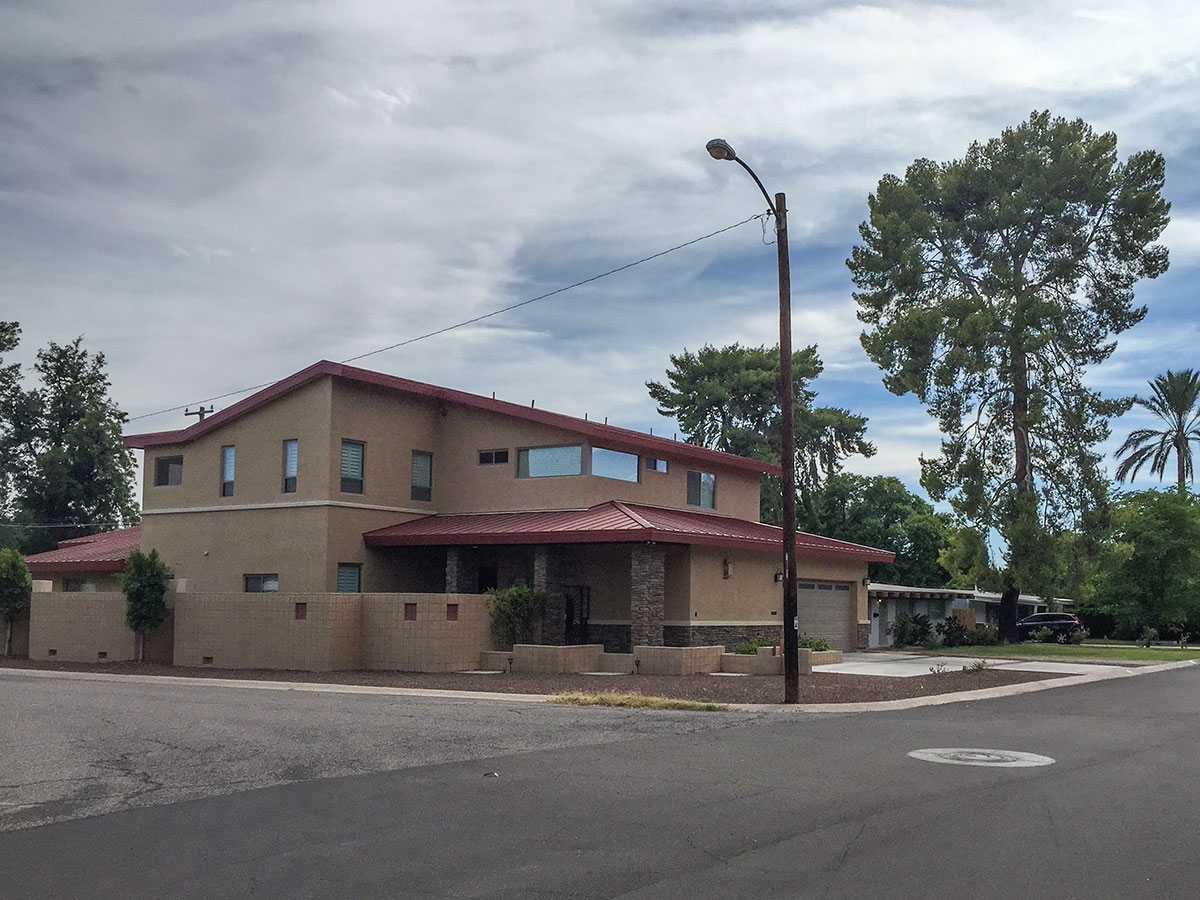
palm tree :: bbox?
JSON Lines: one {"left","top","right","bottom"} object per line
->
{"left": 1115, "top": 369, "right": 1200, "bottom": 491}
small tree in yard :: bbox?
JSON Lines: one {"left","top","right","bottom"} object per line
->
{"left": 487, "top": 585, "right": 545, "bottom": 649}
{"left": 0, "top": 548, "right": 31, "bottom": 656}
{"left": 121, "top": 549, "right": 173, "bottom": 662}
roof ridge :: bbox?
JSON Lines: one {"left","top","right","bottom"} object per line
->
{"left": 610, "top": 500, "right": 654, "bottom": 529}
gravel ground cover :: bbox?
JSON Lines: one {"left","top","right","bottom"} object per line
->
{"left": 1, "top": 658, "right": 1063, "bottom": 705}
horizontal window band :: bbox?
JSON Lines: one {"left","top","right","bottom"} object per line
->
{"left": 142, "top": 501, "right": 430, "bottom": 515}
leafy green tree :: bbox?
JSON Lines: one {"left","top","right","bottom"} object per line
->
{"left": 0, "top": 323, "right": 22, "bottom": 527}
{"left": 121, "top": 548, "right": 173, "bottom": 662}
{"left": 0, "top": 548, "right": 31, "bottom": 656}
{"left": 1, "top": 333, "right": 139, "bottom": 553}
{"left": 848, "top": 110, "right": 1170, "bottom": 639}
{"left": 807, "top": 474, "right": 952, "bottom": 586}
{"left": 1115, "top": 369, "right": 1200, "bottom": 492}
{"left": 1081, "top": 490, "right": 1200, "bottom": 640}
{"left": 647, "top": 343, "right": 874, "bottom": 523}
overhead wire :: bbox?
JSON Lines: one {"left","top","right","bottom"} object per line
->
{"left": 124, "top": 213, "right": 767, "bottom": 424}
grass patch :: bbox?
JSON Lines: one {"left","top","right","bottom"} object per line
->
{"left": 549, "top": 691, "right": 732, "bottom": 712}
{"left": 929, "top": 644, "right": 1200, "bottom": 662}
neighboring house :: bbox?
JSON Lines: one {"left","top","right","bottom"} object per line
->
{"left": 122, "top": 360, "right": 893, "bottom": 652}
{"left": 23, "top": 527, "right": 141, "bottom": 592}
{"left": 867, "top": 581, "right": 1067, "bottom": 648}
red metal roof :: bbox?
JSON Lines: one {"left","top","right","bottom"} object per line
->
{"left": 363, "top": 502, "right": 894, "bottom": 562}
{"left": 24, "top": 526, "right": 141, "bottom": 574}
{"left": 123, "top": 360, "right": 781, "bottom": 477}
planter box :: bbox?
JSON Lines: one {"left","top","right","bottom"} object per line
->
{"left": 633, "top": 645, "right": 724, "bottom": 675}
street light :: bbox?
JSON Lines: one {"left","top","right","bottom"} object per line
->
{"left": 706, "top": 137, "right": 800, "bottom": 704}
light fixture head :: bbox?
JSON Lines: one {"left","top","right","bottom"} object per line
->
{"left": 706, "top": 138, "right": 736, "bottom": 161}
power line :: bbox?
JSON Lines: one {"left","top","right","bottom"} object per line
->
{"left": 125, "top": 214, "right": 765, "bottom": 425}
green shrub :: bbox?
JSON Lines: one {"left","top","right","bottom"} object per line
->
{"left": 734, "top": 636, "right": 776, "bottom": 655}
{"left": 971, "top": 624, "right": 1001, "bottom": 646}
{"left": 936, "top": 616, "right": 972, "bottom": 647}
{"left": 0, "top": 549, "right": 32, "bottom": 657}
{"left": 798, "top": 635, "right": 830, "bottom": 652}
{"left": 888, "top": 612, "right": 933, "bottom": 647}
{"left": 486, "top": 585, "right": 545, "bottom": 648}
{"left": 1139, "top": 626, "right": 1159, "bottom": 648}
{"left": 1069, "top": 628, "right": 1088, "bottom": 645}
{"left": 1033, "top": 626, "right": 1054, "bottom": 643}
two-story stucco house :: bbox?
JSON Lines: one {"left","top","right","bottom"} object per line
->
{"left": 32, "top": 359, "right": 891, "bottom": 660}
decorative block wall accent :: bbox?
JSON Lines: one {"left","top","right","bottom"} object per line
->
{"left": 630, "top": 544, "right": 664, "bottom": 648}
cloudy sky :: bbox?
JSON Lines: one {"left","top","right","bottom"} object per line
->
{"left": 5, "top": 0, "right": 1200, "bottom": 501}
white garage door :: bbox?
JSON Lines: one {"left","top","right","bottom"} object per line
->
{"left": 796, "top": 581, "right": 854, "bottom": 650}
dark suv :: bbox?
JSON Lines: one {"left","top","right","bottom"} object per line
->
{"left": 1016, "top": 612, "right": 1082, "bottom": 643}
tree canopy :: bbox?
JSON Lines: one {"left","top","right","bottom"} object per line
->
{"left": 1080, "top": 490, "right": 1200, "bottom": 641}
{"left": 848, "top": 111, "right": 1169, "bottom": 629}
{"left": 1, "top": 327, "right": 139, "bottom": 553}
{"left": 0, "top": 547, "right": 31, "bottom": 656}
{"left": 1115, "top": 369, "right": 1200, "bottom": 491}
{"left": 647, "top": 343, "right": 874, "bottom": 522}
{"left": 804, "top": 474, "right": 952, "bottom": 587}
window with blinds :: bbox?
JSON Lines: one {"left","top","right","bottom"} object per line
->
{"left": 686, "top": 470, "right": 716, "bottom": 509}
{"left": 282, "top": 439, "right": 298, "bottom": 493}
{"left": 340, "top": 440, "right": 364, "bottom": 493}
{"left": 221, "top": 446, "right": 235, "bottom": 496}
{"left": 244, "top": 574, "right": 279, "bottom": 593}
{"left": 517, "top": 445, "right": 582, "bottom": 478}
{"left": 411, "top": 450, "right": 432, "bottom": 502}
{"left": 336, "top": 563, "right": 361, "bottom": 593}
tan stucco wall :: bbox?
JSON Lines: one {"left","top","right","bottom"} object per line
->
{"left": 29, "top": 593, "right": 137, "bottom": 662}
{"left": 684, "top": 546, "right": 867, "bottom": 625}
{"left": 143, "top": 377, "right": 333, "bottom": 511}
{"left": 40, "top": 573, "right": 123, "bottom": 592}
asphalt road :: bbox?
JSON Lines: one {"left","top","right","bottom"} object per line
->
{"left": 2, "top": 664, "right": 1198, "bottom": 899}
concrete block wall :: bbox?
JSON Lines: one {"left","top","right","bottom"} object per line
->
{"left": 361, "top": 593, "right": 491, "bottom": 673}
{"left": 174, "top": 594, "right": 363, "bottom": 671}
{"left": 29, "top": 593, "right": 136, "bottom": 662}
{"left": 512, "top": 643, "right": 604, "bottom": 673}
{"left": 633, "top": 644, "right": 724, "bottom": 675}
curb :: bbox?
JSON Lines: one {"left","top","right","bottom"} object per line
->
{"left": 3, "top": 658, "right": 1195, "bottom": 712}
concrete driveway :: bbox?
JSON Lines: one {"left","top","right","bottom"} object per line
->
{"left": 819, "top": 650, "right": 1134, "bottom": 678}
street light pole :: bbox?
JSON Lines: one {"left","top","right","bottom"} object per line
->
{"left": 706, "top": 139, "right": 800, "bottom": 704}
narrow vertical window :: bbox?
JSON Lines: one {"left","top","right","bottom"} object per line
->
{"left": 282, "top": 439, "right": 298, "bottom": 493}
{"left": 336, "top": 563, "right": 362, "bottom": 593}
{"left": 340, "top": 440, "right": 364, "bottom": 493}
{"left": 411, "top": 450, "right": 432, "bottom": 502}
{"left": 221, "top": 446, "right": 235, "bottom": 496}
{"left": 686, "top": 470, "right": 716, "bottom": 509}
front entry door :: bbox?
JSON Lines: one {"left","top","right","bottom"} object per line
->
{"left": 563, "top": 585, "right": 591, "bottom": 644}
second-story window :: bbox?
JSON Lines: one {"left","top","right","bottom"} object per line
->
{"left": 686, "top": 470, "right": 716, "bottom": 509}
{"left": 340, "top": 440, "right": 364, "bottom": 494}
{"left": 478, "top": 449, "right": 509, "bottom": 465}
{"left": 154, "top": 456, "right": 183, "bottom": 486}
{"left": 592, "top": 447, "right": 639, "bottom": 482}
{"left": 646, "top": 458, "right": 668, "bottom": 473}
{"left": 517, "top": 445, "right": 582, "bottom": 478}
{"left": 411, "top": 450, "right": 432, "bottom": 502}
{"left": 221, "top": 446, "right": 235, "bottom": 496}
{"left": 283, "top": 439, "right": 298, "bottom": 493}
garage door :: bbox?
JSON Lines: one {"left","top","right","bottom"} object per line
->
{"left": 796, "top": 581, "right": 854, "bottom": 650}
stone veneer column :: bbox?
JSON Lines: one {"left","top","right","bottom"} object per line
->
{"left": 533, "top": 545, "right": 566, "bottom": 645}
{"left": 629, "top": 543, "right": 665, "bottom": 648}
{"left": 445, "top": 546, "right": 478, "bottom": 593}
{"left": 857, "top": 621, "right": 871, "bottom": 650}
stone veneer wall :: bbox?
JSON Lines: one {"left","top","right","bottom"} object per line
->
{"left": 444, "top": 547, "right": 478, "bottom": 593}
{"left": 587, "top": 623, "right": 630, "bottom": 653}
{"left": 663, "top": 623, "right": 782, "bottom": 651}
{"left": 534, "top": 546, "right": 567, "bottom": 645}
{"left": 856, "top": 622, "right": 870, "bottom": 650}
{"left": 629, "top": 544, "right": 664, "bottom": 647}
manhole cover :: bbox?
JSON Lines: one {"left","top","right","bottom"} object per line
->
{"left": 908, "top": 748, "right": 1056, "bottom": 767}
